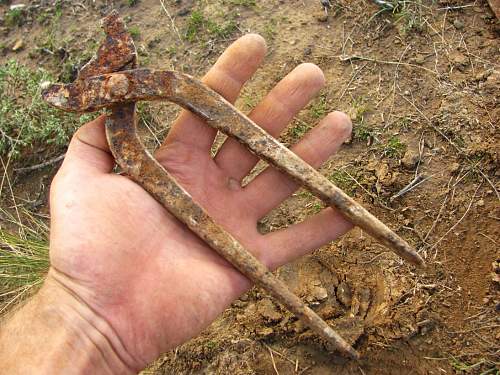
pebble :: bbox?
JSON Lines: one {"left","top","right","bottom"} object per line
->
{"left": 337, "top": 281, "right": 353, "bottom": 308}
{"left": 311, "top": 286, "right": 328, "bottom": 302}
{"left": 414, "top": 55, "right": 426, "bottom": 65}
{"left": 257, "top": 298, "right": 282, "bottom": 322}
{"left": 449, "top": 162, "right": 461, "bottom": 174}
{"left": 256, "top": 327, "right": 274, "bottom": 336}
{"left": 401, "top": 149, "right": 420, "bottom": 169}
{"left": 453, "top": 19, "right": 465, "bottom": 30}
{"left": 177, "top": 8, "right": 190, "bottom": 17}
{"left": 315, "top": 12, "right": 328, "bottom": 22}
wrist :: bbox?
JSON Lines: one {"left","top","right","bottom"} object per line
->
{"left": 0, "top": 270, "right": 139, "bottom": 374}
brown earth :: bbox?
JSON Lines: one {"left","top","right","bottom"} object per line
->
{"left": 1, "top": 0, "right": 499, "bottom": 374}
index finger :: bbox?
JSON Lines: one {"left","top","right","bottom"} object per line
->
{"left": 158, "top": 34, "right": 267, "bottom": 154}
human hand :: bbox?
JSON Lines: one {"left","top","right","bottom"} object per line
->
{"left": 7, "top": 34, "right": 353, "bottom": 373}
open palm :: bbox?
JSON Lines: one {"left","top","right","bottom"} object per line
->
{"left": 47, "top": 34, "right": 353, "bottom": 370}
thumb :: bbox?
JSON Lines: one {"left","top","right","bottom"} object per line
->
{"left": 59, "top": 115, "right": 114, "bottom": 175}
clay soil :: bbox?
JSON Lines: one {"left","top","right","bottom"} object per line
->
{"left": 0, "top": 0, "right": 499, "bottom": 374}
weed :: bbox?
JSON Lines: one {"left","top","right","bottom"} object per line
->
{"left": 207, "top": 19, "right": 237, "bottom": 39}
{"left": 240, "top": 91, "right": 260, "bottom": 111}
{"left": 128, "top": 26, "right": 141, "bottom": 39}
{"left": 309, "top": 95, "right": 329, "bottom": 119}
{"left": 186, "top": 11, "right": 205, "bottom": 41}
{"left": 353, "top": 124, "right": 375, "bottom": 142}
{"left": 382, "top": 136, "right": 406, "bottom": 158}
{"left": 351, "top": 96, "right": 370, "bottom": 123}
{"left": 127, "top": 0, "right": 139, "bottom": 6}
{"left": 374, "top": 0, "right": 425, "bottom": 34}
{"left": 185, "top": 10, "right": 238, "bottom": 42}
{"left": 0, "top": 209, "right": 50, "bottom": 314}
{"left": 449, "top": 357, "right": 497, "bottom": 374}
{"left": 0, "top": 60, "right": 93, "bottom": 160}
{"left": 287, "top": 119, "right": 311, "bottom": 140}
{"left": 5, "top": 8, "right": 24, "bottom": 27}
{"left": 205, "top": 340, "right": 218, "bottom": 350}
{"left": 308, "top": 201, "right": 324, "bottom": 214}
{"left": 329, "top": 169, "right": 355, "bottom": 196}
{"left": 263, "top": 18, "right": 277, "bottom": 41}
{"left": 393, "top": 2, "right": 425, "bottom": 34}
{"left": 225, "top": 0, "right": 256, "bottom": 6}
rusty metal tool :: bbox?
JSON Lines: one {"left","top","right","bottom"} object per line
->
{"left": 42, "top": 11, "right": 424, "bottom": 359}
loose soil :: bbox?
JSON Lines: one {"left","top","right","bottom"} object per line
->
{"left": 1, "top": 0, "right": 498, "bottom": 374}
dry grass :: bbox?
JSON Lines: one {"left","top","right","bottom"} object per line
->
{"left": 0, "top": 207, "right": 49, "bottom": 315}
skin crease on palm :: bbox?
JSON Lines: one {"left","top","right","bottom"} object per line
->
{"left": 44, "top": 34, "right": 354, "bottom": 370}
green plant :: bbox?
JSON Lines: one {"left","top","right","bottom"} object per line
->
{"left": 186, "top": 10, "right": 205, "bottom": 41}
{"left": 382, "top": 136, "right": 406, "bottom": 158}
{"left": 5, "top": 8, "right": 24, "bottom": 27}
{"left": 353, "top": 124, "right": 375, "bottom": 142}
{"left": 329, "top": 169, "right": 355, "bottom": 196}
{"left": 185, "top": 10, "right": 238, "bottom": 42}
{"left": 393, "top": 2, "right": 425, "bottom": 34}
{"left": 263, "top": 18, "right": 277, "bottom": 41}
{"left": 449, "top": 357, "right": 497, "bottom": 374}
{"left": 0, "top": 209, "right": 50, "bottom": 314}
{"left": 287, "top": 119, "right": 311, "bottom": 140}
{"left": 207, "top": 19, "right": 237, "bottom": 39}
{"left": 309, "top": 95, "right": 329, "bottom": 119}
{"left": 373, "top": 0, "right": 425, "bottom": 34}
{"left": 0, "top": 60, "right": 93, "bottom": 159}
{"left": 127, "top": 0, "right": 139, "bottom": 6}
{"left": 128, "top": 26, "right": 141, "bottom": 39}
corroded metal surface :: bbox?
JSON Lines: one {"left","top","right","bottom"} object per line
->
{"left": 42, "top": 10, "right": 426, "bottom": 359}
{"left": 44, "top": 68, "right": 424, "bottom": 267}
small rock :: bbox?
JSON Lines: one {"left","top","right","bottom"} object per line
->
{"left": 375, "top": 162, "right": 389, "bottom": 181}
{"left": 449, "top": 162, "right": 461, "bottom": 174}
{"left": 12, "top": 39, "right": 24, "bottom": 52}
{"left": 449, "top": 51, "right": 468, "bottom": 71}
{"left": 453, "top": 19, "right": 464, "bottom": 30}
{"left": 476, "top": 199, "right": 485, "bottom": 207}
{"left": 256, "top": 327, "right": 274, "bottom": 336}
{"left": 10, "top": 4, "right": 26, "bottom": 10}
{"left": 337, "top": 281, "right": 352, "bottom": 308}
{"left": 358, "top": 288, "right": 371, "bottom": 318}
{"left": 317, "top": 304, "right": 337, "bottom": 319}
{"left": 315, "top": 12, "right": 328, "bottom": 22}
{"left": 414, "top": 55, "right": 426, "bottom": 65}
{"left": 177, "top": 8, "right": 190, "bottom": 16}
{"left": 303, "top": 46, "right": 312, "bottom": 56}
{"left": 257, "top": 298, "right": 281, "bottom": 322}
{"left": 474, "top": 70, "right": 492, "bottom": 81}
{"left": 401, "top": 149, "right": 420, "bottom": 169}
{"left": 311, "top": 286, "right": 328, "bottom": 302}
{"left": 292, "top": 319, "right": 307, "bottom": 333}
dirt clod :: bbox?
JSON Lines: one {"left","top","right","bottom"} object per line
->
{"left": 257, "top": 298, "right": 282, "bottom": 322}
{"left": 401, "top": 149, "right": 420, "bottom": 169}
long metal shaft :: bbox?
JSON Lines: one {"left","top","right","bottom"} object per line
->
{"left": 45, "top": 69, "right": 424, "bottom": 267}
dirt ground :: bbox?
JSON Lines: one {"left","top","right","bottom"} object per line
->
{"left": 1, "top": 0, "right": 499, "bottom": 374}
